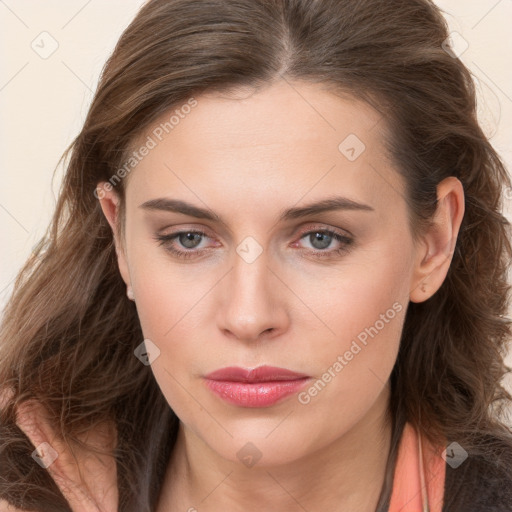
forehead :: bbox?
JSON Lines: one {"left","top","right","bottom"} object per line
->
{"left": 123, "top": 80, "right": 404, "bottom": 219}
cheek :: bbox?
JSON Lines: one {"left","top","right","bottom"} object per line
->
{"left": 295, "top": 236, "right": 410, "bottom": 348}
{"left": 126, "top": 238, "right": 222, "bottom": 395}
{"left": 291, "top": 263, "right": 407, "bottom": 444}
{"left": 125, "top": 225, "right": 208, "bottom": 337}
{"left": 294, "top": 241, "right": 410, "bottom": 401}
{"left": 130, "top": 263, "right": 210, "bottom": 417}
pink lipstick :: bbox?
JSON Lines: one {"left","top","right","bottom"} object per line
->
{"left": 203, "top": 365, "right": 311, "bottom": 407}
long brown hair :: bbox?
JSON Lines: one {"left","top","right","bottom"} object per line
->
{"left": 1, "top": 0, "right": 512, "bottom": 510}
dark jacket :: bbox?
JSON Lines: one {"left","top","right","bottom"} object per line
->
{"left": 441, "top": 452, "right": 512, "bottom": 512}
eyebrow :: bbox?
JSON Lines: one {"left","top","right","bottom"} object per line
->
{"left": 139, "top": 196, "right": 374, "bottom": 223}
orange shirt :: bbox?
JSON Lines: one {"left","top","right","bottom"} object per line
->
{"left": 388, "top": 422, "right": 446, "bottom": 512}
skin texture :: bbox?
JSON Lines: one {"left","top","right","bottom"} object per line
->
{"left": 98, "top": 79, "right": 464, "bottom": 512}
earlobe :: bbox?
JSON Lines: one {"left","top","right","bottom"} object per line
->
{"left": 409, "top": 177, "right": 465, "bottom": 303}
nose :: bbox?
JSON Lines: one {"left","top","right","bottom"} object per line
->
{"left": 217, "top": 248, "right": 290, "bottom": 343}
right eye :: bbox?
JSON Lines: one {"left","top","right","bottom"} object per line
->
{"left": 154, "top": 230, "right": 215, "bottom": 259}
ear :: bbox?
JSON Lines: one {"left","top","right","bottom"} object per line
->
{"left": 96, "top": 182, "right": 131, "bottom": 288}
{"left": 409, "top": 176, "right": 465, "bottom": 303}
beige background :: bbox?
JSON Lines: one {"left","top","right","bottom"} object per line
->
{"left": 0, "top": 1, "right": 511, "bottom": 404}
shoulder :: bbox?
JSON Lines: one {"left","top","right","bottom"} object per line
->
{"left": 2, "top": 396, "right": 119, "bottom": 512}
{"left": 443, "top": 438, "right": 512, "bottom": 512}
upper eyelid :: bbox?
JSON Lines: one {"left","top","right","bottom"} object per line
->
{"left": 158, "top": 221, "right": 352, "bottom": 237}
{"left": 295, "top": 223, "right": 353, "bottom": 238}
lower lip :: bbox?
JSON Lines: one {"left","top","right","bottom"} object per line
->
{"left": 204, "top": 378, "right": 311, "bottom": 407}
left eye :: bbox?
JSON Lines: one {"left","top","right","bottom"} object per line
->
{"left": 298, "top": 230, "right": 347, "bottom": 250}
{"left": 154, "top": 227, "right": 353, "bottom": 260}
{"left": 294, "top": 228, "right": 354, "bottom": 258}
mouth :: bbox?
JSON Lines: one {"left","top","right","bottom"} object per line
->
{"left": 203, "top": 365, "right": 312, "bottom": 408}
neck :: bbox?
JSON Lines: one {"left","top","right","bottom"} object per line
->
{"left": 158, "top": 383, "right": 393, "bottom": 512}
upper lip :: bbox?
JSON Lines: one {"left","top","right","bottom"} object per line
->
{"left": 204, "top": 365, "right": 310, "bottom": 382}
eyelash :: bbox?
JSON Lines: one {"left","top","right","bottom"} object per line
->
{"left": 154, "top": 226, "right": 354, "bottom": 260}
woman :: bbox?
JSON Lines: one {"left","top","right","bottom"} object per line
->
{"left": 1, "top": 0, "right": 512, "bottom": 510}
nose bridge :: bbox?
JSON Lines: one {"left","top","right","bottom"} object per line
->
{"left": 232, "top": 242, "right": 270, "bottom": 300}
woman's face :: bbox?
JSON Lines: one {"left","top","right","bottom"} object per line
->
{"left": 100, "top": 80, "right": 427, "bottom": 465}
